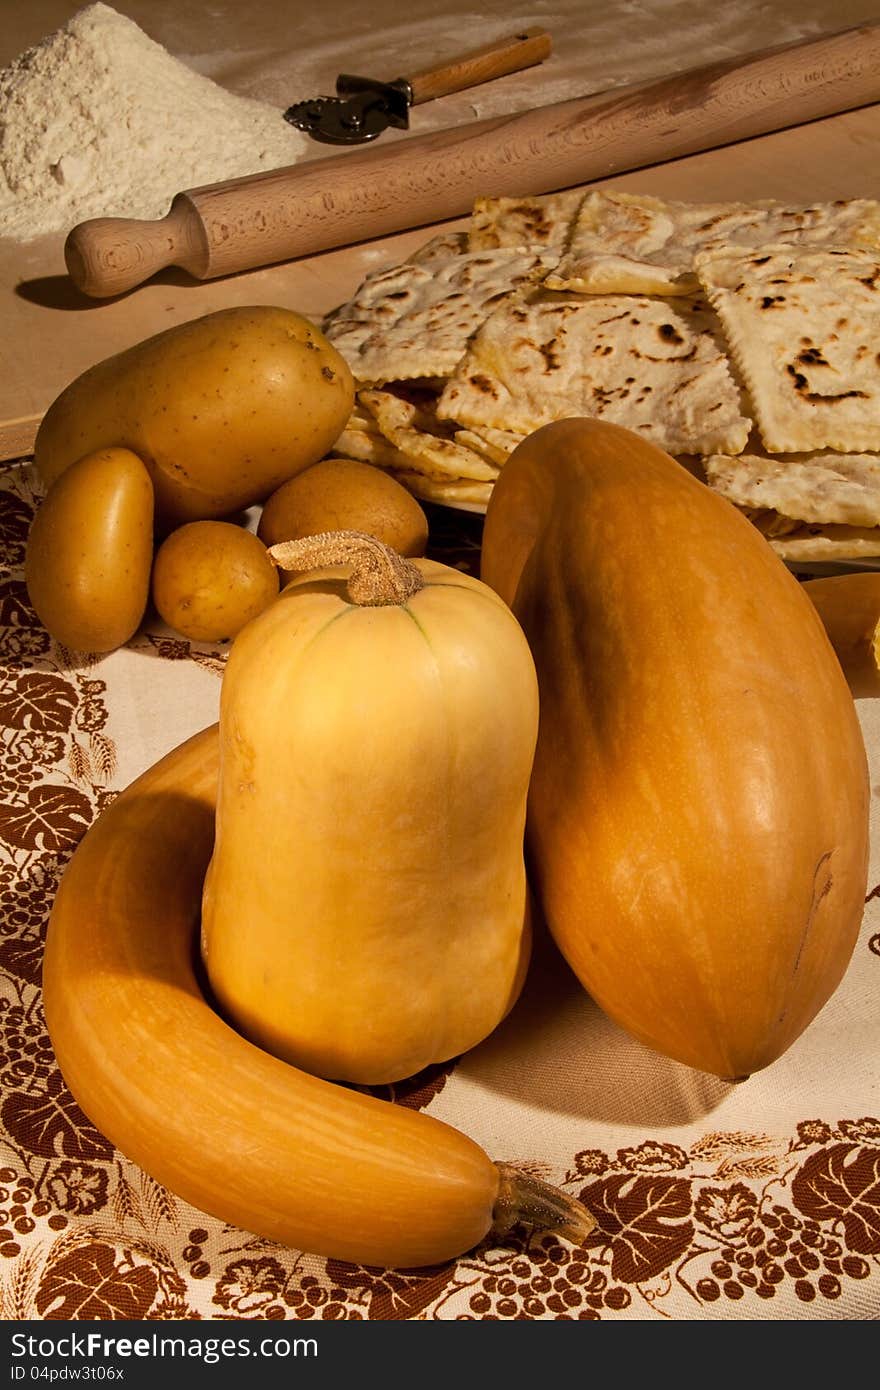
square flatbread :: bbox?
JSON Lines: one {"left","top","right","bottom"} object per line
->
{"left": 436, "top": 290, "right": 752, "bottom": 456}
{"left": 696, "top": 244, "right": 880, "bottom": 453}
{"left": 467, "top": 190, "right": 585, "bottom": 251}
{"left": 544, "top": 191, "right": 880, "bottom": 296}
{"left": 704, "top": 451, "right": 880, "bottom": 527}
{"left": 322, "top": 247, "right": 558, "bottom": 386}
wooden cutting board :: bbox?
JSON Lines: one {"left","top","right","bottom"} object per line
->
{"left": 2, "top": 100, "right": 880, "bottom": 463}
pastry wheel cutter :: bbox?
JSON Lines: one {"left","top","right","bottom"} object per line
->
{"left": 284, "top": 27, "right": 552, "bottom": 144}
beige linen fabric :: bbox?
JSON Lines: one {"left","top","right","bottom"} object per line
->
{"left": 2, "top": 460, "right": 879, "bottom": 1322}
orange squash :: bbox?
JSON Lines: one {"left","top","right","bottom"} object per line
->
{"left": 801, "top": 572, "right": 880, "bottom": 699}
{"left": 480, "top": 418, "right": 870, "bottom": 1080}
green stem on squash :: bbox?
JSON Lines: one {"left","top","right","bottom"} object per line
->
{"left": 267, "top": 529, "right": 424, "bottom": 608}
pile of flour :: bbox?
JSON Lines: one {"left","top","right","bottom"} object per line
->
{"left": 0, "top": 2, "right": 310, "bottom": 241}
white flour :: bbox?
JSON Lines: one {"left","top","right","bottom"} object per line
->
{"left": 0, "top": 2, "right": 309, "bottom": 241}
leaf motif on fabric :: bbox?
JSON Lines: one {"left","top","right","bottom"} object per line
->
{"left": 325, "top": 1259, "right": 455, "bottom": 1320}
{"left": 35, "top": 1242, "right": 158, "bottom": 1320}
{"left": 0, "top": 932, "right": 44, "bottom": 986}
{"left": 579, "top": 1174, "right": 693, "bottom": 1283}
{"left": 0, "top": 577, "right": 39, "bottom": 629}
{"left": 0, "top": 784, "right": 93, "bottom": 852}
{"left": 791, "top": 1143, "right": 880, "bottom": 1254}
{"left": 2, "top": 1073, "right": 114, "bottom": 1160}
{"left": 1, "top": 672, "right": 78, "bottom": 734}
{"left": 0, "top": 491, "right": 32, "bottom": 546}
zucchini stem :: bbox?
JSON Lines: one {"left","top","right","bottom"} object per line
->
{"left": 492, "top": 1163, "right": 596, "bottom": 1244}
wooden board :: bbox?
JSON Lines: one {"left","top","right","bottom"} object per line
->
{"left": 2, "top": 101, "right": 880, "bottom": 461}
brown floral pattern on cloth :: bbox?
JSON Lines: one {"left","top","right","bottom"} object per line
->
{"left": 1, "top": 462, "right": 879, "bottom": 1320}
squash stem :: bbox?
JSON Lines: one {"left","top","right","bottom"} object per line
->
{"left": 491, "top": 1163, "right": 596, "bottom": 1244}
{"left": 267, "top": 529, "right": 424, "bottom": 607}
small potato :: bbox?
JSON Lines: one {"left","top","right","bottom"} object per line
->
{"left": 257, "top": 458, "right": 429, "bottom": 560}
{"left": 152, "top": 521, "right": 280, "bottom": 643}
{"left": 25, "top": 446, "right": 154, "bottom": 654}
{"left": 34, "top": 306, "right": 355, "bottom": 529}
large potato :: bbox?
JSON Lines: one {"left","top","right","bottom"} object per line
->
{"left": 25, "top": 446, "right": 154, "bottom": 654}
{"left": 33, "top": 306, "right": 354, "bottom": 530}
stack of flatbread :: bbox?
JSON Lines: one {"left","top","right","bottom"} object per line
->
{"left": 321, "top": 188, "right": 880, "bottom": 563}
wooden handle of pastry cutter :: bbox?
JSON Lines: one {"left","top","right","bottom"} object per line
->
{"left": 406, "top": 27, "right": 552, "bottom": 104}
{"left": 65, "top": 19, "right": 880, "bottom": 298}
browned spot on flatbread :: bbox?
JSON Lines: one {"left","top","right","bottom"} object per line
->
{"left": 785, "top": 363, "right": 869, "bottom": 403}
{"left": 544, "top": 190, "right": 880, "bottom": 297}
{"left": 696, "top": 243, "right": 880, "bottom": 452}
{"left": 435, "top": 290, "right": 750, "bottom": 453}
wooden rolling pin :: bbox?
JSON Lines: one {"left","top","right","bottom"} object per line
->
{"left": 65, "top": 20, "right": 880, "bottom": 298}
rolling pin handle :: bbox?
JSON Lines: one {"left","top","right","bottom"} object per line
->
{"left": 64, "top": 195, "right": 207, "bottom": 298}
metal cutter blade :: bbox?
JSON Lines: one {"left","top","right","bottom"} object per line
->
{"left": 284, "top": 77, "right": 411, "bottom": 145}
{"left": 282, "top": 28, "right": 553, "bottom": 144}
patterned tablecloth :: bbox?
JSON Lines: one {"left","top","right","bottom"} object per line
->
{"left": 0, "top": 457, "right": 878, "bottom": 1323}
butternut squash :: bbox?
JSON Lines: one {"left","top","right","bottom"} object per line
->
{"left": 201, "top": 531, "right": 538, "bottom": 1086}
{"left": 480, "top": 418, "right": 870, "bottom": 1080}
{"left": 42, "top": 724, "right": 594, "bottom": 1269}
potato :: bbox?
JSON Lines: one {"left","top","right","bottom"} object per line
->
{"left": 33, "top": 306, "right": 355, "bottom": 530}
{"left": 25, "top": 447, "right": 154, "bottom": 654}
{"left": 151, "top": 521, "right": 279, "bottom": 643}
{"left": 257, "top": 457, "right": 429, "bottom": 559}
